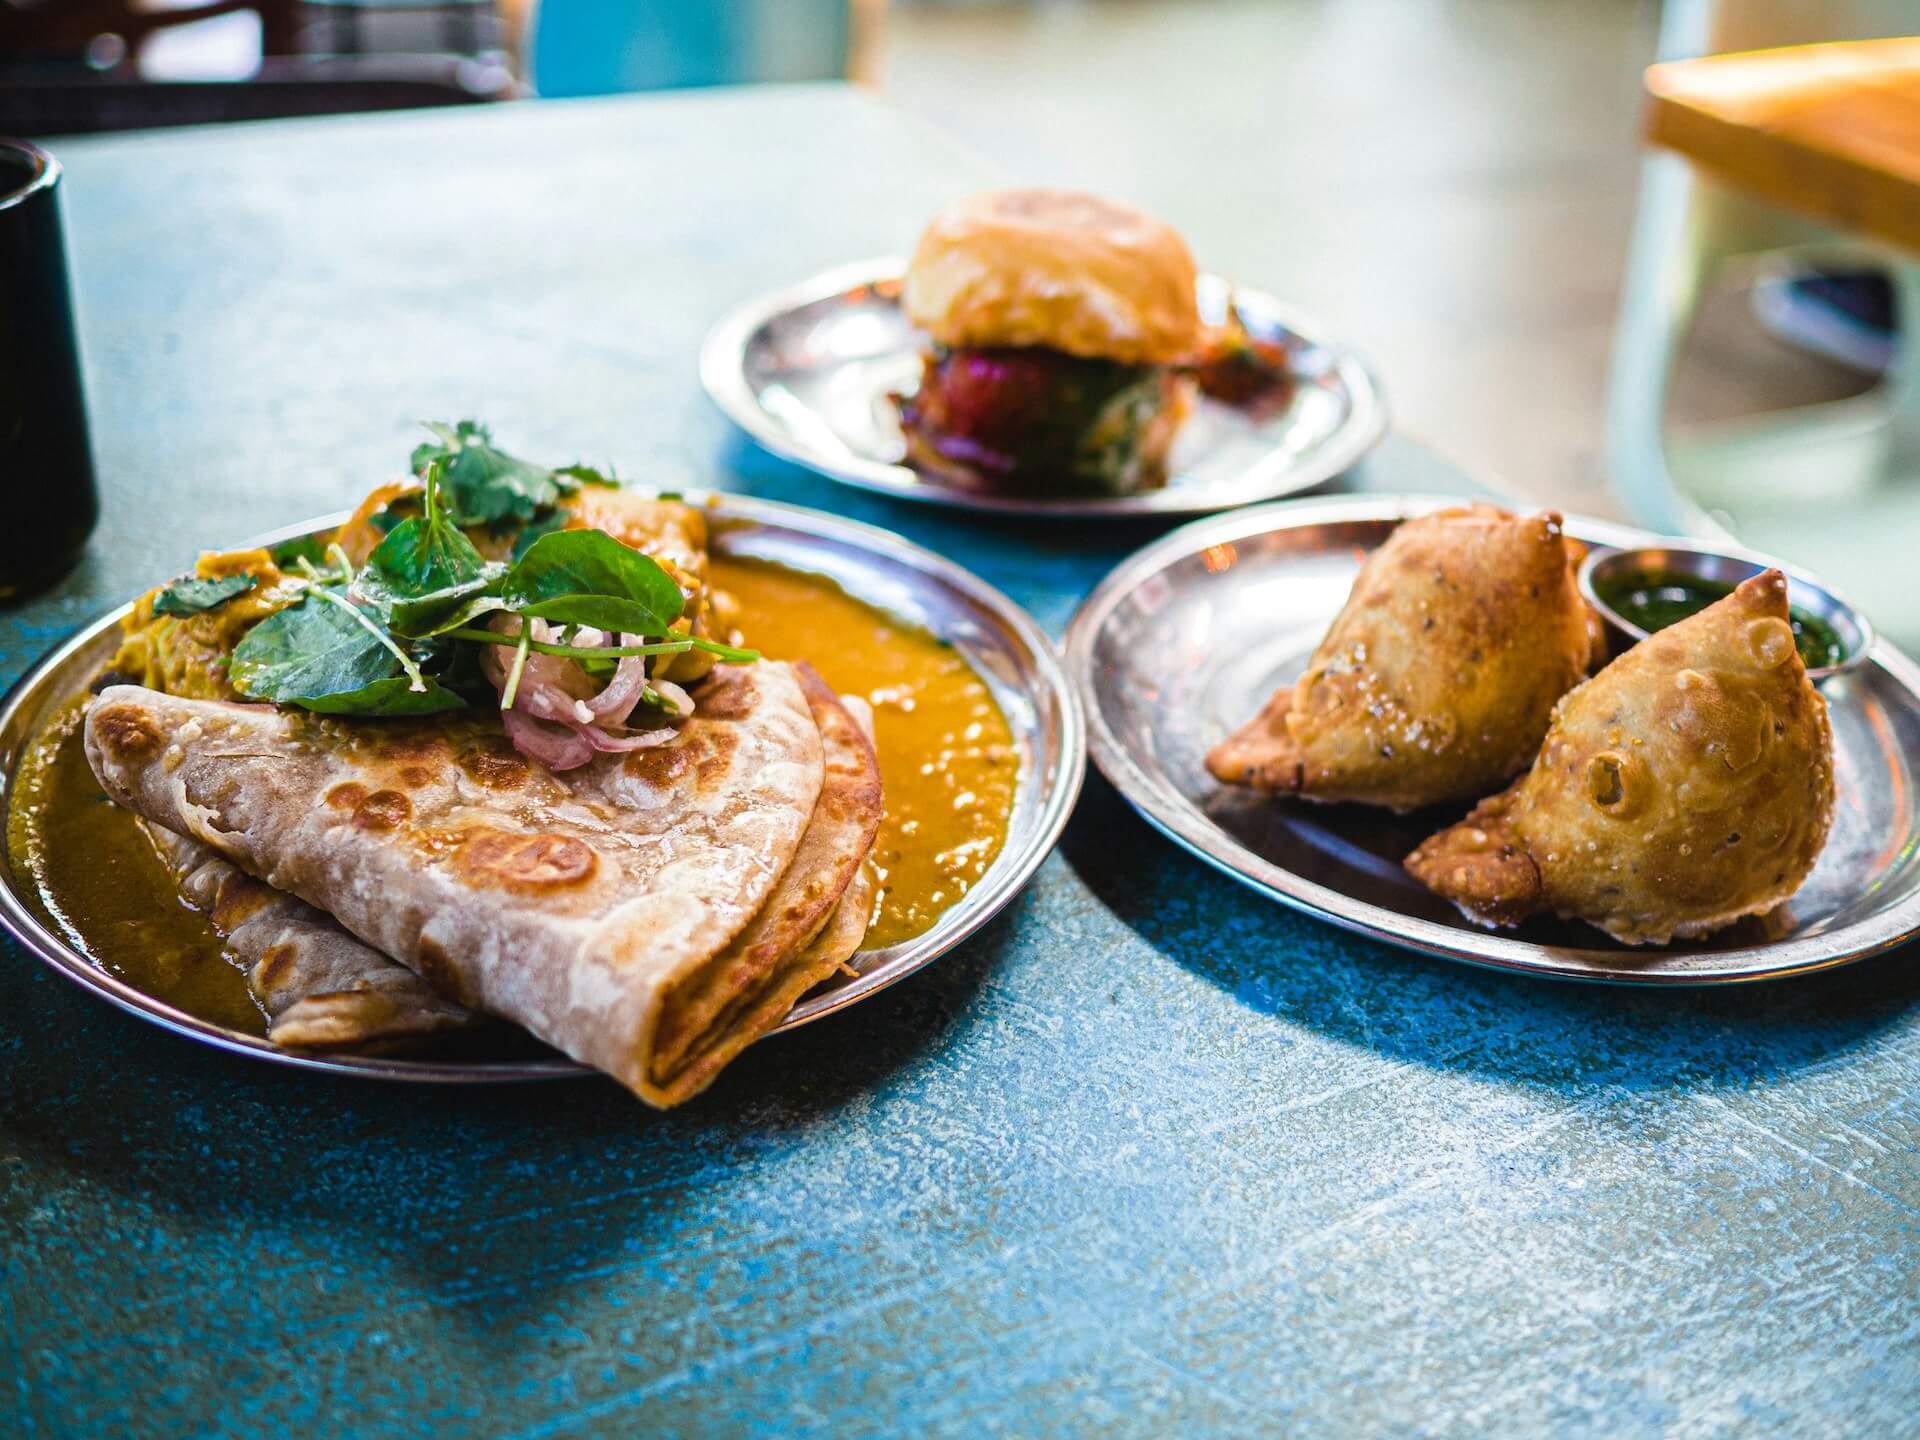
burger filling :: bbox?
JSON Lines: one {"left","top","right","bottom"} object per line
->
{"left": 898, "top": 346, "right": 1191, "bottom": 496}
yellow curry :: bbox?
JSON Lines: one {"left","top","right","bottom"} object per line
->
{"left": 7, "top": 547, "right": 1016, "bottom": 1038}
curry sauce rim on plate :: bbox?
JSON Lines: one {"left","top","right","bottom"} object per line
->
{"left": 0, "top": 494, "right": 1084, "bottom": 1084}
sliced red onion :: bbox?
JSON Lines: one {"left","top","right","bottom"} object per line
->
{"left": 652, "top": 679, "right": 694, "bottom": 718}
{"left": 500, "top": 706, "right": 595, "bottom": 772}
{"left": 583, "top": 647, "right": 651, "bottom": 725}
{"left": 580, "top": 723, "right": 677, "bottom": 753}
{"left": 481, "top": 616, "right": 693, "bottom": 770}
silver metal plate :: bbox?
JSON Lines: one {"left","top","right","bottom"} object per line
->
{"left": 701, "top": 258, "right": 1389, "bottom": 518}
{"left": 0, "top": 495, "right": 1084, "bottom": 1081}
{"left": 1065, "top": 494, "right": 1920, "bottom": 984}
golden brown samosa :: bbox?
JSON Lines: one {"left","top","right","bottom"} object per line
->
{"left": 1207, "top": 505, "right": 1598, "bottom": 811}
{"left": 1406, "top": 569, "right": 1835, "bottom": 945}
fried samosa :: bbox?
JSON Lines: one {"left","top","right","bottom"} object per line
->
{"left": 1406, "top": 570, "right": 1835, "bottom": 945}
{"left": 1207, "top": 505, "right": 1598, "bottom": 811}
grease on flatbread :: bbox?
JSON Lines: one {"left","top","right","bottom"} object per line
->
{"left": 142, "top": 819, "right": 484, "bottom": 1052}
{"left": 85, "top": 663, "right": 830, "bottom": 1104}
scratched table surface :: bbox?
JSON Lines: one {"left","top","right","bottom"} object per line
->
{"left": 2, "top": 87, "right": 1915, "bottom": 1439}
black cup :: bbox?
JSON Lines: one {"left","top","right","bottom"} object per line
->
{"left": 0, "top": 139, "right": 98, "bottom": 599}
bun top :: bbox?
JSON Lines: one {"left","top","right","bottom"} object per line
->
{"left": 903, "top": 189, "right": 1201, "bottom": 365}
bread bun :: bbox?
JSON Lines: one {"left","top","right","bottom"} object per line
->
{"left": 903, "top": 189, "right": 1201, "bottom": 365}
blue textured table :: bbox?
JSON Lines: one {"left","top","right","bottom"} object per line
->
{"left": 3, "top": 88, "right": 1916, "bottom": 1438}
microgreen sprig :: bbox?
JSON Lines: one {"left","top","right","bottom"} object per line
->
{"left": 226, "top": 423, "right": 758, "bottom": 719}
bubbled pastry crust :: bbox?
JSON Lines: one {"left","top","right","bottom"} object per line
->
{"left": 1208, "top": 505, "right": 1598, "bottom": 812}
{"left": 1407, "top": 570, "right": 1836, "bottom": 945}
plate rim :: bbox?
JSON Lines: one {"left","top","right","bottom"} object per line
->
{"left": 0, "top": 493, "right": 1086, "bottom": 1082}
{"left": 699, "top": 256, "right": 1391, "bottom": 518}
{"left": 1063, "top": 492, "right": 1920, "bottom": 986}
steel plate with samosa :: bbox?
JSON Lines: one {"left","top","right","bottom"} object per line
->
{"left": 31, "top": 421, "right": 1015, "bottom": 1106}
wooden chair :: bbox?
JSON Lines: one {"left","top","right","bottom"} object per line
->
{"left": 0, "top": 1, "right": 300, "bottom": 68}
{"left": 1607, "top": 1, "right": 1920, "bottom": 646}
{"left": 0, "top": 0, "right": 505, "bottom": 134}
{"left": 298, "top": 0, "right": 493, "bottom": 59}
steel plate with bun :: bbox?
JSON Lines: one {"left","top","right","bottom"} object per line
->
{"left": 701, "top": 259, "right": 1387, "bottom": 517}
{"left": 0, "top": 494, "right": 1084, "bottom": 1081}
{"left": 1065, "top": 493, "right": 1920, "bottom": 984}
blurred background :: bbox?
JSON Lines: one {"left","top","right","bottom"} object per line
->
{"left": 2, "top": 0, "right": 1913, "bottom": 590}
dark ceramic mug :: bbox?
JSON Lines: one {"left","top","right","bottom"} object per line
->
{"left": 0, "top": 139, "right": 98, "bottom": 599}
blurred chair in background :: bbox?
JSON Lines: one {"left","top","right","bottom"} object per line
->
{"left": 0, "top": 0, "right": 510, "bottom": 133}
{"left": 301, "top": 0, "right": 492, "bottom": 58}
{"left": 1, "top": 0, "right": 882, "bottom": 134}
{"left": 1607, "top": 0, "right": 1920, "bottom": 645}
{"left": 0, "top": 1, "right": 299, "bottom": 68}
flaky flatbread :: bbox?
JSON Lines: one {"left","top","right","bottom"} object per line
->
{"left": 141, "top": 820, "right": 484, "bottom": 1052}
{"left": 86, "top": 663, "right": 825, "bottom": 1104}
{"left": 647, "top": 662, "right": 882, "bottom": 1093}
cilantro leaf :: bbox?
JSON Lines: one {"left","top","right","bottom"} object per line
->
{"left": 360, "top": 461, "right": 500, "bottom": 633}
{"left": 411, "top": 420, "right": 562, "bottom": 526}
{"left": 410, "top": 421, "right": 622, "bottom": 529}
{"left": 554, "top": 463, "right": 619, "bottom": 490}
{"left": 387, "top": 572, "right": 509, "bottom": 638}
{"left": 291, "top": 675, "right": 466, "bottom": 716}
{"left": 269, "top": 536, "right": 331, "bottom": 571}
{"left": 153, "top": 574, "right": 256, "bottom": 618}
{"left": 231, "top": 590, "right": 416, "bottom": 707}
{"left": 505, "top": 529, "right": 686, "bottom": 637}
{"left": 365, "top": 462, "right": 486, "bottom": 590}
{"left": 508, "top": 509, "right": 570, "bottom": 563}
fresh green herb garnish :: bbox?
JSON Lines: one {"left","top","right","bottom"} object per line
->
{"left": 555, "top": 462, "right": 619, "bottom": 490}
{"left": 366, "top": 460, "right": 487, "bottom": 594}
{"left": 226, "top": 426, "right": 758, "bottom": 719}
{"left": 508, "top": 529, "right": 687, "bottom": 637}
{"left": 441, "top": 630, "right": 696, "bottom": 661}
{"left": 291, "top": 674, "right": 468, "bottom": 716}
{"left": 153, "top": 574, "right": 256, "bottom": 618}
{"left": 231, "top": 590, "right": 420, "bottom": 707}
{"left": 359, "top": 459, "right": 505, "bottom": 633}
{"left": 269, "top": 536, "right": 331, "bottom": 571}
{"left": 508, "top": 509, "right": 569, "bottom": 562}
{"left": 409, "top": 421, "right": 617, "bottom": 529}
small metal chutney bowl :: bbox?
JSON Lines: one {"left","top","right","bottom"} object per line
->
{"left": 1579, "top": 543, "right": 1875, "bottom": 683}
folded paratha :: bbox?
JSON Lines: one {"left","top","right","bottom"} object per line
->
{"left": 132, "top": 665, "right": 884, "bottom": 1089}
{"left": 87, "top": 662, "right": 845, "bottom": 1105}
{"left": 141, "top": 820, "right": 485, "bottom": 1053}
{"left": 647, "top": 664, "right": 882, "bottom": 1088}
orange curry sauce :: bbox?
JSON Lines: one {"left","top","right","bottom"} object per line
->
{"left": 6, "top": 558, "right": 1016, "bottom": 1034}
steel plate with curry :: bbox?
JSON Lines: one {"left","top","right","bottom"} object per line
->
{"left": 7, "top": 422, "right": 1016, "bottom": 1107}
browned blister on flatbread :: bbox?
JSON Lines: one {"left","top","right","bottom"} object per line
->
{"left": 84, "top": 663, "right": 826, "bottom": 1104}
{"left": 143, "top": 819, "right": 485, "bottom": 1052}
